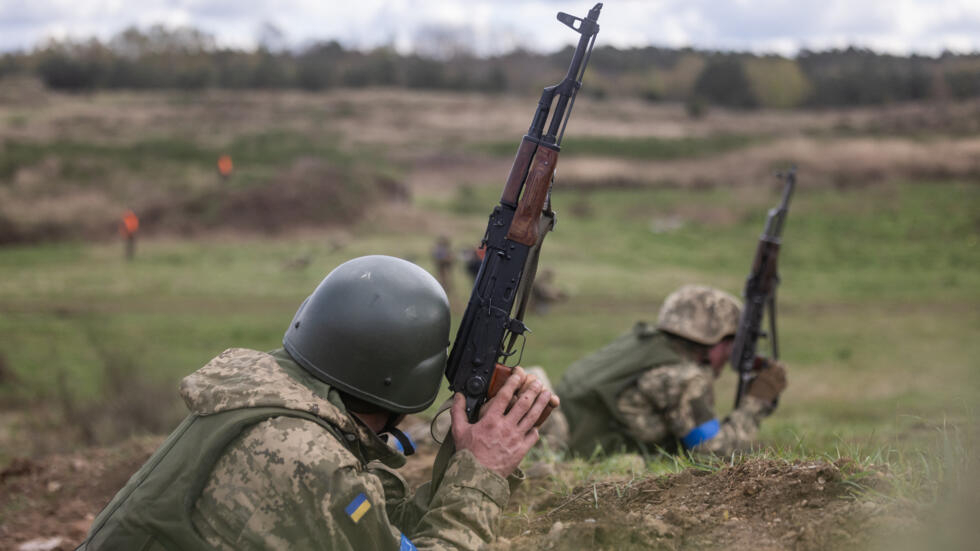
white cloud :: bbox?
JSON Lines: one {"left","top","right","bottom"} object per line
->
{"left": 0, "top": 0, "right": 977, "bottom": 55}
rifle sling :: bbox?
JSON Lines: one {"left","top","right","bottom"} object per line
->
{"left": 505, "top": 208, "right": 556, "bottom": 354}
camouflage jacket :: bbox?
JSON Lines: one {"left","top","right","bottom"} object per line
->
{"left": 181, "top": 348, "right": 510, "bottom": 550}
{"left": 615, "top": 360, "right": 771, "bottom": 455}
{"left": 557, "top": 326, "right": 771, "bottom": 456}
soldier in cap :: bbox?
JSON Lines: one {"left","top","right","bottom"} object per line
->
{"left": 555, "top": 284, "right": 787, "bottom": 457}
{"left": 80, "top": 255, "right": 553, "bottom": 550}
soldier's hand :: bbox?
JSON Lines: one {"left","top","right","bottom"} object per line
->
{"left": 746, "top": 360, "right": 788, "bottom": 404}
{"left": 451, "top": 367, "right": 552, "bottom": 479}
{"left": 481, "top": 368, "right": 560, "bottom": 425}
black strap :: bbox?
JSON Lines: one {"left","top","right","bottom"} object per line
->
{"left": 382, "top": 413, "right": 415, "bottom": 456}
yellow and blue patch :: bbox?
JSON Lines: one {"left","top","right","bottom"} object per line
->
{"left": 345, "top": 493, "right": 372, "bottom": 523}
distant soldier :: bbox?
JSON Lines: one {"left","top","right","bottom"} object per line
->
{"left": 119, "top": 210, "right": 139, "bottom": 260}
{"left": 431, "top": 235, "right": 454, "bottom": 295}
{"left": 79, "top": 256, "right": 552, "bottom": 550}
{"left": 555, "top": 285, "right": 788, "bottom": 457}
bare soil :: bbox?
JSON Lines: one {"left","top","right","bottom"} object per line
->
{"left": 0, "top": 437, "right": 160, "bottom": 550}
{"left": 493, "top": 458, "right": 909, "bottom": 551}
{"left": 0, "top": 435, "right": 909, "bottom": 551}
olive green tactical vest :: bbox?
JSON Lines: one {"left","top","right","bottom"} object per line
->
{"left": 78, "top": 406, "right": 346, "bottom": 551}
{"left": 555, "top": 323, "right": 683, "bottom": 457}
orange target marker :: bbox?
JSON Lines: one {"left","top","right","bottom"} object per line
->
{"left": 217, "top": 154, "right": 234, "bottom": 178}
{"left": 120, "top": 210, "right": 139, "bottom": 260}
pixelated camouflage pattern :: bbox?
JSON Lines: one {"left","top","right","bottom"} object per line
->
{"left": 656, "top": 285, "right": 742, "bottom": 345}
{"left": 180, "top": 348, "right": 359, "bottom": 434}
{"left": 615, "top": 361, "right": 771, "bottom": 455}
{"left": 183, "top": 348, "right": 510, "bottom": 550}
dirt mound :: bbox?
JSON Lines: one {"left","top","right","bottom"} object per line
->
{"left": 2, "top": 437, "right": 911, "bottom": 551}
{"left": 0, "top": 415, "right": 432, "bottom": 550}
{"left": 0, "top": 438, "right": 160, "bottom": 550}
{"left": 140, "top": 158, "right": 408, "bottom": 238}
{"left": 0, "top": 157, "right": 409, "bottom": 245}
{"left": 496, "top": 458, "right": 901, "bottom": 551}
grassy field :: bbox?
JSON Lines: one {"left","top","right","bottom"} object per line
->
{"left": 2, "top": 178, "right": 976, "bottom": 452}
{"left": 1, "top": 89, "right": 978, "bottom": 548}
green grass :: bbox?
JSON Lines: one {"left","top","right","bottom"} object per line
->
{"left": 0, "top": 179, "right": 977, "bottom": 467}
{"left": 474, "top": 134, "right": 763, "bottom": 160}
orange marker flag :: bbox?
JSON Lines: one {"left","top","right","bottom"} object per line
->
{"left": 217, "top": 154, "right": 234, "bottom": 178}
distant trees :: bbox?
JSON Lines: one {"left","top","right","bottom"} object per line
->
{"left": 796, "top": 47, "right": 933, "bottom": 106}
{"left": 693, "top": 56, "right": 757, "bottom": 108}
{"left": 3, "top": 25, "right": 979, "bottom": 109}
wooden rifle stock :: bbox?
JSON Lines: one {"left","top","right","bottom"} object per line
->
{"left": 501, "top": 137, "right": 538, "bottom": 205}
{"left": 506, "top": 146, "right": 559, "bottom": 246}
{"left": 487, "top": 363, "right": 556, "bottom": 427}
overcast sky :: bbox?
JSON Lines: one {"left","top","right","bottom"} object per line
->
{"left": 1, "top": 0, "right": 979, "bottom": 57}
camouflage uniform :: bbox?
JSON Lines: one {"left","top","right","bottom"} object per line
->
{"left": 559, "top": 331, "right": 772, "bottom": 457}
{"left": 83, "top": 348, "right": 512, "bottom": 550}
{"left": 557, "top": 286, "right": 775, "bottom": 456}
{"left": 613, "top": 350, "right": 772, "bottom": 455}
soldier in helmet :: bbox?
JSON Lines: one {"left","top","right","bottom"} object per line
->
{"left": 555, "top": 284, "right": 787, "bottom": 457}
{"left": 80, "top": 255, "right": 553, "bottom": 550}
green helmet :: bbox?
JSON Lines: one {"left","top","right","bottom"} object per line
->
{"left": 656, "top": 284, "right": 742, "bottom": 346}
{"left": 283, "top": 255, "right": 450, "bottom": 414}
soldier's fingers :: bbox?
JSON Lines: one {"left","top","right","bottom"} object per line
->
{"left": 522, "top": 428, "right": 540, "bottom": 450}
{"left": 484, "top": 370, "right": 525, "bottom": 419}
{"left": 450, "top": 393, "right": 467, "bottom": 440}
{"left": 517, "top": 390, "right": 552, "bottom": 433}
{"left": 511, "top": 366, "right": 527, "bottom": 388}
{"left": 505, "top": 379, "right": 542, "bottom": 422}
{"left": 507, "top": 370, "right": 542, "bottom": 411}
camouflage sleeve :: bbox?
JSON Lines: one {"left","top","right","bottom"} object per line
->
{"left": 405, "top": 449, "right": 510, "bottom": 548}
{"left": 624, "top": 364, "right": 717, "bottom": 447}
{"left": 692, "top": 395, "right": 772, "bottom": 455}
{"left": 371, "top": 451, "right": 515, "bottom": 547}
{"left": 365, "top": 461, "right": 432, "bottom": 533}
{"left": 191, "top": 416, "right": 507, "bottom": 551}
{"left": 629, "top": 364, "right": 768, "bottom": 455}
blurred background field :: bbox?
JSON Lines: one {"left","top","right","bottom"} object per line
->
{"left": 1, "top": 22, "right": 979, "bottom": 548}
{"left": 1, "top": 87, "right": 977, "bottom": 458}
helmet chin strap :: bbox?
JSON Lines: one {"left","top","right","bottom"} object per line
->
{"left": 383, "top": 413, "right": 415, "bottom": 456}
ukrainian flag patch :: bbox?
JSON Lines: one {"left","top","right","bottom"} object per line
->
{"left": 345, "top": 493, "right": 372, "bottom": 523}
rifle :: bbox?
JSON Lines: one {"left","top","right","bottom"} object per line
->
{"left": 730, "top": 169, "right": 796, "bottom": 408}
{"left": 446, "top": 3, "right": 602, "bottom": 423}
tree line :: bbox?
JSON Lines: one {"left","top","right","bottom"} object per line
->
{"left": 1, "top": 25, "right": 978, "bottom": 109}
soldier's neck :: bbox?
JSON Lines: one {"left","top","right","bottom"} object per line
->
{"left": 351, "top": 411, "right": 388, "bottom": 434}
